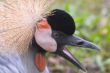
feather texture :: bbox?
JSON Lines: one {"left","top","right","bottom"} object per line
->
{"left": 0, "top": 0, "right": 52, "bottom": 54}
{"left": 0, "top": 0, "right": 53, "bottom": 73}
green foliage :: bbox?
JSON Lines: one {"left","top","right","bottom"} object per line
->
{"left": 63, "top": 1, "right": 110, "bottom": 73}
{"left": 49, "top": 1, "right": 110, "bottom": 73}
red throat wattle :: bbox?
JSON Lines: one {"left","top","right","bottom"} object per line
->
{"left": 35, "top": 52, "right": 46, "bottom": 72}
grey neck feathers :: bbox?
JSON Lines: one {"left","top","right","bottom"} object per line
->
{"left": 0, "top": 52, "right": 25, "bottom": 73}
{"left": 0, "top": 47, "right": 49, "bottom": 73}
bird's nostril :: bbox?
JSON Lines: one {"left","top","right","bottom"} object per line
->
{"left": 77, "top": 41, "right": 84, "bottom": 45}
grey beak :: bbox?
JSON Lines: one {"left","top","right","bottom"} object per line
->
{"left": 55, "top": 47, "right": 87, "bottom": 72}
{"left": 65, "top": 35, "right": 100, "bottom": 51}
{"left": 54, "top": 35, "right": 100, "bottom": 72}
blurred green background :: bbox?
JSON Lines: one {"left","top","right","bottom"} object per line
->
{"left": 48, "top": 0, "right": 110, "bottom": 73}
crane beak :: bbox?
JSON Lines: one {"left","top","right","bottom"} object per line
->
{"left": 55, "top": 47, "right": 86, "bottom": 71}
{"left": 65, "top": 35, "right": 100, "bottom": 51}
{"left": 53, "top": 35, "right": 100, "bottom": 72}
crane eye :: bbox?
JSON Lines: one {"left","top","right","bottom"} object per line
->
{"left": 52, "top": 31, "right": 67, "bottom": 40}
{"left": 52, "top": 31, "right": 60, "bottom": 38}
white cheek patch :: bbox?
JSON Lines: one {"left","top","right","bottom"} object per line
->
{"left": 35, "top": 29, "right": 57, "bottom": 52}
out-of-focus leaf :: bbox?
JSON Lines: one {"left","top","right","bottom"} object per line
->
{"left": 103, "top": 58, "right": 110, "bottom": 65}
{"left": 95, "top": 55, "right": 105, "bottom": 72}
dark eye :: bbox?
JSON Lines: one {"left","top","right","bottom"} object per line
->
{"left": 52, "top": 32, "right": 59, "bottom": 38}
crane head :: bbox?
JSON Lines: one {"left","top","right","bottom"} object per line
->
{"left": 33, "top": 9, "right": 100, "bottom": 72}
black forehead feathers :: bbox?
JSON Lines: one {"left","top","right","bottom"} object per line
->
{"left": 47, "top": 9, "right": 75, "bottom": 35}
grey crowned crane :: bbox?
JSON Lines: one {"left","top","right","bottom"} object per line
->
{"left": 32, "top": 9, "right": 100, "bottom": 72}
{"left": 0, "top": 0, "right": 99, "bottom": 73}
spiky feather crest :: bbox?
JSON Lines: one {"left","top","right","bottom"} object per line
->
{"left": 0, "top": 0, "right": 53, "bottom": 54}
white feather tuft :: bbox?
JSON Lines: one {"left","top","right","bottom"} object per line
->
{"left": 0, "top": 0, "right": 53, "bottom": 54}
